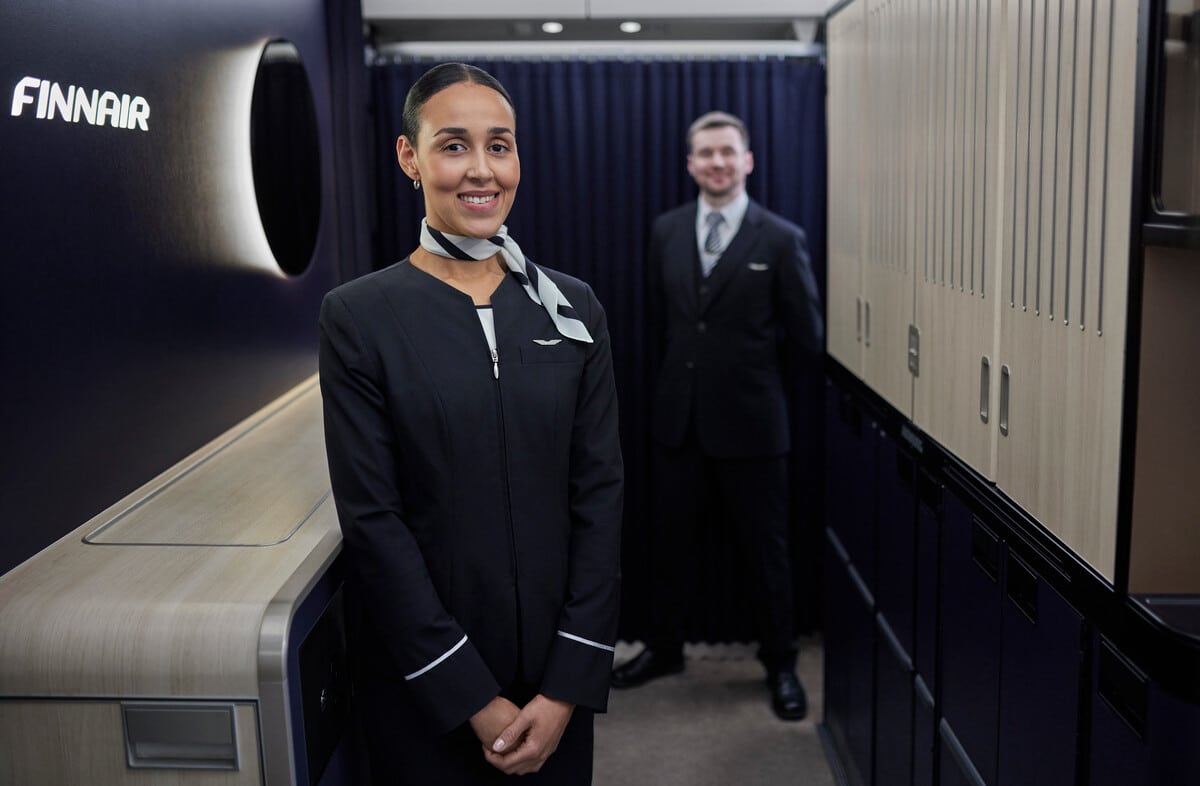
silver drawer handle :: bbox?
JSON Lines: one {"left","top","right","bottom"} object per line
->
{"left": 980, "top": 356, "right": 990, "bottom": 424}
{"left": 999, "top": 364, "right": 1010, "bottom": 436}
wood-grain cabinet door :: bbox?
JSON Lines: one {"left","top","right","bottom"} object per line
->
{"left": 912, "top": 0, "right": 1006, "bottom": 481}
{"left": 860, "top": 0, "right": 916, "bottom": 418}
{"left": 992, "top": 0, "right": 1138, "bottom": 582}
{"left": 826, "top": 0, "right": 869, "bottom": 378}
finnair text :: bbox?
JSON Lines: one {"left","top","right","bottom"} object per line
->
{"left": 10, "top": 76, "right": 150, "bottom": 131}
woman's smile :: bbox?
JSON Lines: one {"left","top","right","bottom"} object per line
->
{"left": 459, "top": 191, "right": 500, "bottom": 210}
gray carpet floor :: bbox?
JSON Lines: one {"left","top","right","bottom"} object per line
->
{"left": 594, "top": 638, "right": 836, "bottom": 786}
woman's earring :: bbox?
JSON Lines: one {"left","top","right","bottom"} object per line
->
{"left": 412, "top": 179, "right": 421, "bottom": 191}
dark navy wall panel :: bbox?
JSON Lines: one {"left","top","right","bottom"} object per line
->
{"left": 996, "top": 556, "right": 1083, "bottom": 786}
{"left": 0, "top": 0, "right": 357, "bottom": 575}
{"left": 825, "top": 383, "right": 853, "bottom": 546}
{"left": 912, "top": 677, "right": 935, "bottom": 786}
{"left": 914, "top": 472, "right": 940, "bottom": 684}
{"left": 1148, "top": 688, "right": 1200, "bottom": 786}
{"left": 822, "top": 529, "right": 876, "bottom": 786}
{"left": 823, "top": 534, "right": 856, "bottom": 782}
{"left": 1089, "top": 635, "right": 1200, "bottom": 786}
{"left": 827, "top": 370, "right": 1200, "bottom": 786}
{"left": 874, "top": 614, "right": 914, "bottom": 786}
{"left": 846, "top": 558, "right": 877, "bottom": 786}
{"left": 825, "top": 385, "right": 879, "bottom": 593}
{"left": 1089, "top": 695, "right": 1149, "bottom": 786}
{"left": 939, "top": 720, "right": 986, "bottom": 786}
{"left": 939, "top": 489, "right": 1002, "bottom": 786}
{"left": 875, "top": 430, "right": 916, "bottom": 658}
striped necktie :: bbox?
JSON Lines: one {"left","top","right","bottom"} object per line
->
{"left": 703, "top": 211, "right": 725, "bottom": 255}
{"left": 419, "top": 219, "right": 594, "bottom": 344}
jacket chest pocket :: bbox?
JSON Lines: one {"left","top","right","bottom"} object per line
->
{"left": 730, "top": 263, "right": 777, "bottom": 310}
{"left": 509, "top": 344, "right": 582, "bottom": 459}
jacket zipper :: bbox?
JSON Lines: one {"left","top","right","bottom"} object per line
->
{"left": 492, "top": 348, "right": 523, "bottom": 666}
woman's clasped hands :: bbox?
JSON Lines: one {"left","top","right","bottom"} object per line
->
{"left": 469, "top": 694, "right": 575, "bottom": 775}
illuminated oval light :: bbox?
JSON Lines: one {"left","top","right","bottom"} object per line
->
{"left": 619, "top": 21, "right": 642, "bottom": 34}
{"left": 249, "top": 39, "right": 321, "bottom": 277}
{"left": 541, "top": 21, "right": 564, "bottom": 34}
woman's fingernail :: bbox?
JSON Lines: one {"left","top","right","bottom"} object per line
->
{"left": 493, "top": 739, "right": 506, "bottom": 752}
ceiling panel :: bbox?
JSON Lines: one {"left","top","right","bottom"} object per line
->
{"left": 362, "top": 0, "right": 587, "bottom": 19}
{"left": 590, "top": 0, "right": 836, "bottom": 15}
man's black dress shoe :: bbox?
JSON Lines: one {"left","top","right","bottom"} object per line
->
{"left": 768, "top": 672, "right": 808, "bottom": 720}
{"left": 610, "top": 648, "right": 685, "bottom": 688}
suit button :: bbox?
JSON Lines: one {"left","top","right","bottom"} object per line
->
{"left": 685, "top": 361, "right": 695, "bottom": 370}
{"left": 699, "top": 284, "right": 709, "bottom": 296}
{"left": 697, "top": 321, "right": 707, "bottom": 333}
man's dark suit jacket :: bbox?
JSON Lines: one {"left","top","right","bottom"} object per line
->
{"left": 648, "top": 198, "right": 824, "bottom": 458}
{"left": 319, "top": 260, "right": 624, "bottom": 742}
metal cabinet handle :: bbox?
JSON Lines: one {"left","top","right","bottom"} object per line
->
{"left": 999, "top": 364, "right": 1010, "bottom": 436}
{"left": 980, "top": 356, "right": 990, "bottom": 424}
{"left": 908, "top": 325, "right": 920, "bottom": 376}
{"left": 864, "top": 301, "right": 871, "bottom": 348}
{"left": 856, "top": 297, "right": 862, "bottom": 343}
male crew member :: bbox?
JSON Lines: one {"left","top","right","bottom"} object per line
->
{"left": 611, "top": 111, "right": 823, "bottom": 720}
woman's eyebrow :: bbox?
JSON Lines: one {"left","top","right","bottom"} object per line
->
{"left": 431, "top": 126, "right": 513, "bottom": 138}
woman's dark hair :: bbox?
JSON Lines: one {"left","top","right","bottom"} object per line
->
{"left": 401, "top": 63, "right": 515, "bottom": 145}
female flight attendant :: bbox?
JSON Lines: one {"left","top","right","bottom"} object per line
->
{"left": 319, "top": 63, "right": 623, "bottom": 783}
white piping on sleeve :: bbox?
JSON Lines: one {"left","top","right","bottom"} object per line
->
{"left": 556, "top": 630, "right": 615, "bottom": 653}
{"left": 404, "top": 635, "right": 468, "bottom": 681}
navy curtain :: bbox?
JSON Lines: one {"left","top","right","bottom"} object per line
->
{"left": 369, "top": 57, "right": 826, "bottom": 642}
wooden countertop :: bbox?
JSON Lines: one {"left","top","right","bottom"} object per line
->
{"left": 0, "top": 377, "right": 340, "bottom": 699}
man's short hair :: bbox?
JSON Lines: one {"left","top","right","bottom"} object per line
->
{"left": 686, "top": 111, "right": 750, "bottom": 152}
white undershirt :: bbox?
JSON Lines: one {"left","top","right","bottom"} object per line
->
{"left": 476, "top": 306, "right": 499, "bottom": 378}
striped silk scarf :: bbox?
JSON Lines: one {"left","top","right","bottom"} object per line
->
{"left": 419, "top": 219, "right": 593, "bottom": 343}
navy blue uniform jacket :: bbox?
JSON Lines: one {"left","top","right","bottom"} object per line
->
{"left": 319, "top": 258, "right": 623, "bottom": 735}
{"left": 648, "top": 199, "right": 824, "bottom": 458}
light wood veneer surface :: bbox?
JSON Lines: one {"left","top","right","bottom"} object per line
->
{"left": 0, "top": 377, "right": 338, "bottom": 699}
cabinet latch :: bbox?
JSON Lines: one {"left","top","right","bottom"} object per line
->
{"left": 907, "top": 324, "right": 920, "bottom": 376}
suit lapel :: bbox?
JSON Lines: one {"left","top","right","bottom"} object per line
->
{"left": 665, "top": 204, "right": 701, "bottom": 317}
{"left": 700, "top": 200, "right": 763, "bottom": 313}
